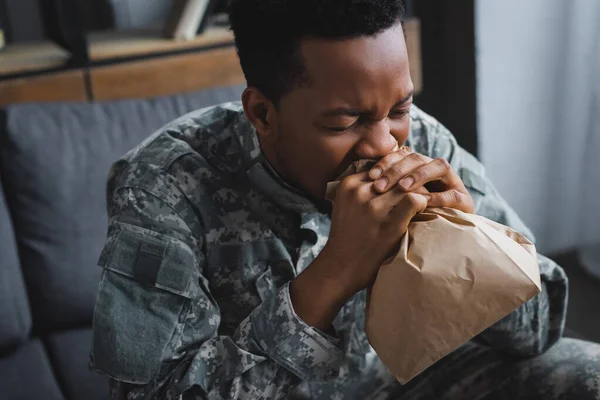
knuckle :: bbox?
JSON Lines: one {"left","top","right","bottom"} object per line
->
{"left": 412, "top": 193, "right": 428, "bottom": 210}
{"left": 442, "top": 189, "right": 461, "bottom": 204}
{"left": 338, "top": 178, "right": 352, "bottom": 193}
{"left": 376, "top": 152, "right": 401, "bottom": 171}
{"left": 440, "top": 191, "right": 452, "bottom": 204}
{"left": 434, "top": 157, "right": 451, "bottom": 172}
{"left": 340, "top": 176, "right": 358, "bottom": 192}
{"left": 376, "top": 159, "right": 390, "bottom": 171}
{"left": 404, "top": 193, "right": 421, "bottom": 209}
{"left": 408, "top": 152, "right": 425, "bottom": 162}
{"left": 451, "top": 189, "right": 463, "bottom": 203}
{"left": 367, "top": 198, "right": 381, "bottom": 214}
{"left": 357, "top": 183, "right": 373, "bottom": 201}
{"left": 390, "top": 163, "right": 404, "bottom": 175}
{"left": 413, "top": 186, "right": 430, "bottom": 195}
{"left": 411, "top": 167, "right": 426, "bottom": 181}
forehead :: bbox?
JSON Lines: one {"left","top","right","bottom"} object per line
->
{"left": 298, "top": 23, "right": 411, "bottom": 106}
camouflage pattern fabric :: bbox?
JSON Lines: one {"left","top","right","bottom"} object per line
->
{"left": 90, "top": 102, "right": 600, "bottom": 399}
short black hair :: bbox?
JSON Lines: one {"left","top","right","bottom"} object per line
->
{"left": 228, "top": 0, "right": 405, "bottom": 105}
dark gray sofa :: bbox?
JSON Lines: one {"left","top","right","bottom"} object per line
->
{"left": 0, "top": 85, "right": 244, "bottom": 400}
{"left": 0, "top": 82, "right": 587, "bottom": 400}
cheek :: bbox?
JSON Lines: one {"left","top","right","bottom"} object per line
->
{"left": 302, "top": 133, "right": 358, "bottom": 171}
{"left": 280, "top": 130, "right": 358, "bottom": 184}
{"left": 280, "top": 121, "right": 356, "bottom": 167}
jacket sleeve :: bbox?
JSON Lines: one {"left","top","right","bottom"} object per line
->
{"left": 421, "top": 118, "right": 568, "bottom": 357}
{"left": 90, "top": 184, "right": 343, "bottom": 400}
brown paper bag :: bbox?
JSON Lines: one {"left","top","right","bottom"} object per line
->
{"left": 326, "top": 160, "right": 541, "bottom": 384}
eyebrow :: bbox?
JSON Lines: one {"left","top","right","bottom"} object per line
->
{"left": 321, "top": 89, "right": 415, "bottom": 118}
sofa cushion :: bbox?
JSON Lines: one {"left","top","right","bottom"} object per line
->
{"left": 46, "top": 328, "right": 108, "bottom": 400}
{"left": 0, "top": 85, "right": 244, "bottom": 333}
{"left": 0, "top": 339, "right": 64, "bottom": 400}
{"left": 0, "top": 110, "right": 32, "bottom": 353}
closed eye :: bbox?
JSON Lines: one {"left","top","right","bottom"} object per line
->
{"left": 323, "top": 120, "right": 358, "bottom": 132}
{"left": 324, "top": 125, "right": 353, "bottom": 132}
{"left": 389, "top": 108, "right": 411, "bottom": 118}
{"left": 322, "top": 105, "right": 411, "bottom": 132}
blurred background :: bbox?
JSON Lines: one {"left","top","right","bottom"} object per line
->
{"left": 0, "top": 1, "right": 598, "bottom": 399}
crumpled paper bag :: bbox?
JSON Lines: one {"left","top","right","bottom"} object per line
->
{"left": 326, "top": 160, "right": 541, "bottom": 384}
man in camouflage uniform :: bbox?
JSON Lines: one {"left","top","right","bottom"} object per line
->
{"left": 90, "top": 0, "right": 600, "bottom": 399}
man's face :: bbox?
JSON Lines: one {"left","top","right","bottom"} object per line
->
{"left": 256, "top": 22, "right": 413, "bottom": 200}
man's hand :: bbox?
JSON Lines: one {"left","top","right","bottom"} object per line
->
{"left": 368, "top": 147, "right": 474, "bottom": 214}
{"left": 291, "top": 171, "right": 428, "bottom": 330}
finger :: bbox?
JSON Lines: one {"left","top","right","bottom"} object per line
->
{"left": 412, "top": 186, "right": 430, "bottom": 195}
{"left": 389, "top": 192, "right": 428, "bottom": 233}
{"left": 338, "top": 171, "right": 379, "bottom": 204}
{"left": 356, "top": 180, "right": 378, "bottom": 203}
{"left": 426, "top": 189, "right": 474, "bottom": 213}
{"left": 339, "top": 171, "right": 371, "bottom": 191}
{"left": 368, "top": 185, "right": 405, "bottom": 220}
{"left": 373, "top": 152, "right": 432, "bottom": 193}
{"left": 368, "top": 184, "right": 425, "bottom": 220}
{"left": 368, "top": 146, "right": 411, "bottom": 180}
{"left": 397, "top": 157, "right": 455, "bottom": 192}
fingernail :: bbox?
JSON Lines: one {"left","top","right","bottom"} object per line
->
{"left": 423, "top": 194, "right": 432, "bottom": 200}
{"left": 375, "top": 178, "right": 388, "bottom": 191}
{"left": 399, "top": 176, "right": 414, "bottom": 189}
{"left": 370, "top": 168, "right": 382, "bottom": 179}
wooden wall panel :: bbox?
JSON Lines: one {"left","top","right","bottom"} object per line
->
{"left": 90, "top": 46, "right": 245, "bottom": 100}
{"left": 0, "top": 70, "right": 86, "bottom": 106}
{"left": 0, "top": 21, "right": 421, "bottom": 104}
{"left": 88, "top": 27, "right": 234, "bottom": 61}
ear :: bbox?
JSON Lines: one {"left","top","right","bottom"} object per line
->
{"left": 241, "top": 86, "right": 277, "bottom": 138}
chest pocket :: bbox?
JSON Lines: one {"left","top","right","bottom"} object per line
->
{"left": 205, "top": 239, "right": 295, "bottom": 335}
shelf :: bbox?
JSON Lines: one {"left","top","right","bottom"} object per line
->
{"left": 90, "top": 46, "right": 244, "bottom": 100}
{"left": 0, "top": 25, "right": 234, "bottom": 78}
{"left": 0, "top": 69, "right": 87, "bottom": 106}
{"left": 88, "top": 25, "right": 235, "bottom": 62}
{"left": 0, "top": 19, "right": 420, "bottom": 104}
{"left": 0, "top": 41, "right": 70, "bottom": 76}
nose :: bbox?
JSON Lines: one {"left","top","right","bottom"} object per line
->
{"left": 354, "top": 120, "right": 398, "bottom": 159}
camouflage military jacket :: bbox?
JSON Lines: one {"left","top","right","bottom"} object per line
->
{"left": 90, "top": 102, "right": 568, "bottom": 399}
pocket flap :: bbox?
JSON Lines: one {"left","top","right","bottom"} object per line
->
{"left": 255, "top": 267, "right": 276, "bottom": 301}
{"left": 98, "top": 222, "right": 197, "bottom": 298}
{"left": 459, "top": 151, "right": 488, "bottom": 196}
